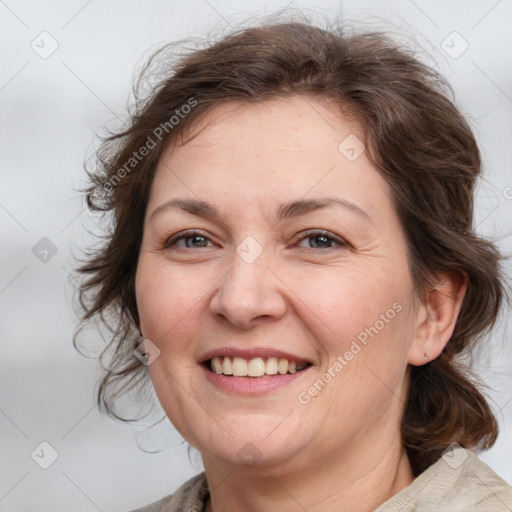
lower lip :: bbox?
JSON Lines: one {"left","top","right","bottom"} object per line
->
{"left": 201, "top": 365, "right": 310, "bottom": 394}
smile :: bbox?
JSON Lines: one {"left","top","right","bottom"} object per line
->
{"left": 207, "top": 356, "right": 311, "bottom": 377}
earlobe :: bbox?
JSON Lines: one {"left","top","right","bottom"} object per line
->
{"left": 408, "top": 271, "right": 468, "bottom": 366}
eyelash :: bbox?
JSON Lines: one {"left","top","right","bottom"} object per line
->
{"left": 162, "top": 229, "right": 348, "bottom": 251}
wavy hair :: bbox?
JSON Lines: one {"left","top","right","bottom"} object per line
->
{"left": 75, "top": 15, "right": 507, "bottom": 475}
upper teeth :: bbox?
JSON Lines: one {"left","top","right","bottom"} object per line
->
{"left": 210, "top": 356, "right": 307, "bottom": 377}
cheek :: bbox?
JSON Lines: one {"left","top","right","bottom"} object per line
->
{"left": 303, "top": 290, "right": 411, "bottom": 426}
{"left": 296, "top": 266, "right": 413, "bottom": 408}
{"left": 135, "top": 262, "right": 208, "bottom": 440}
{"left": 297, "top": 268, "right": 407, "bottom": 349}
{"left": 135, "top": 258, "right": 209, "bottom": 343}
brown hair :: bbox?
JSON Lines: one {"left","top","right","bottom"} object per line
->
{"left": 75, "top": 15, "right": 507, "bottom": 475}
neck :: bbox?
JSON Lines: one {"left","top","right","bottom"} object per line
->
{"left": 202, "top": 435, "right": 414, "bottom": 512}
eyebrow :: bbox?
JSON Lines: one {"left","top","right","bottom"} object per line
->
{"left": 149, "top": 197, "right": 372, "bottom": 224}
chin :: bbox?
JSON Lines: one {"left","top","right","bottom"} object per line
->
{"left": 190, "top": 414, "right": 314, "bottom": 471}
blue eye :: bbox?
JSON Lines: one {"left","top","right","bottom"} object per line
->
{"left": 163, "top": 231, "right": 212, "bottom": 249}
{"left": 296, "top": 230, "right": 347, "bottom": 250}
{"left": 163, "top": 229, "right": 347, "bottom": 251}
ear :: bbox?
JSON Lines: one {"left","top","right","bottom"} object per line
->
{"left": 408, "top": 270, "right": 468, "bottom": 366}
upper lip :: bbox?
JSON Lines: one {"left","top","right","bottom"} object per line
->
{"left": 198, "top": 347, "right": 313, "bottom": 365}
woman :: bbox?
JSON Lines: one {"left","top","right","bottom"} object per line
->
{"left": 76, "top": 17, "right": 512, "bottom": 512}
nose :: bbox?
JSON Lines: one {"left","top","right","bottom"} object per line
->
{"left": 209, "top": 251, "right": 287, "bottom": 330}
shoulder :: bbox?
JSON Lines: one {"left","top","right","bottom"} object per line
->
{"left": 376, "top": 445, "right": 512, "bottom": 511}
{"left": 129, "top": 472, "right": 209, "bottom": 512}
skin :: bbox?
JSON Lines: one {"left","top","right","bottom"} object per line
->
{"left": 135, "top": 95, "right": 467, "bottom": 512}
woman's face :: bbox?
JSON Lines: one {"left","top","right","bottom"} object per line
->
{"left": 135, "top": 96, "right": 418, "bottom": 473}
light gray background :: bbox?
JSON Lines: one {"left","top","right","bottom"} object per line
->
{"left": 1, "top": 1, "right": 511, "bottom": 511}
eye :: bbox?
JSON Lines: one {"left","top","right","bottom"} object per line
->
{"left": 163, "top": 230, "right": 214, "bottom": 249}
{"left": 162, "top": 229, "right": 348, "bottom": 251}
{"left": 295, "top": 229, "right": 348, "bottom": 250}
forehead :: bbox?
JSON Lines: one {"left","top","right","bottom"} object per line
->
{"left": 149, "top": 96, "right": 393, "bottom": 223}
{"left": 175, "top": 96, "right": 361, "bottom": 154}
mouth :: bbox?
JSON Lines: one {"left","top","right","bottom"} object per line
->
{"left": 204, "top": 356, "right": 312, "bottom": 378}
